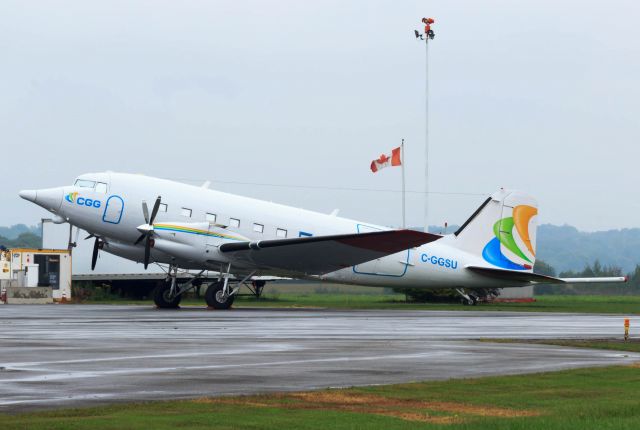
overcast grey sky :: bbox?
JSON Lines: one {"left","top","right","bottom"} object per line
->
{"left": 2, "top": 0, "right": 638, "bottom": 231}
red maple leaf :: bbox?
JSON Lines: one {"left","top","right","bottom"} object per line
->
{"left": 377, "top": 154, "right": 389, "bottom": 163}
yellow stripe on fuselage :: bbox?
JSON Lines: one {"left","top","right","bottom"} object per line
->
{"left": 153, "top": 224, "right": 243, "bottom": 241}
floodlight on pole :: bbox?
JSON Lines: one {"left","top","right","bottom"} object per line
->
{"left": 415, "top": 17, "right": 435, "bottom": 233}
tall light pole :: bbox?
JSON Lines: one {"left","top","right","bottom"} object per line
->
{"left": 415, "top": 18, "right": 435, "bottom": 233}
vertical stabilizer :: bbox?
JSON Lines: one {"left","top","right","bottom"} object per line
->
{"left": 453, "top": 189, "right": 538, "bottom": 271}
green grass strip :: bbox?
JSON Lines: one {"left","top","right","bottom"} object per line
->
{"left": 3, "top": 363, "right": 640, "bottom": 430}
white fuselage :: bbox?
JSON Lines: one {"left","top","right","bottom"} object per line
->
{"left": 26, "top": 172, "right": 525, "bottom": 289}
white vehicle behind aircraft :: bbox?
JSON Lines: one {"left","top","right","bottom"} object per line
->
{"left": 19, "top": 172, "right": 625, "bottom": 308}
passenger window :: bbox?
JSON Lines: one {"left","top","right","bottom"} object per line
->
{"left": 253, "top": 223, "right": 264, "bottom": 233}
{"left": 276, "top": 228, "right": 287, "bottom": 238}
{"left": 206, "top": 213, "right": 217, "bottom": 223}
{"left": 95, "top": 182, "right": 108, "bottom": 193}
{"left": 181, "top": 208, "right": 192, "bottom": 218}
{"left": 159, "top": 203, "right": 168, "bottom": 212}
{"left": 230, "top": 218, "right": 240, "bottom": 228}
{"left": 74, "top": 179, "right": 96, "bottom": 188}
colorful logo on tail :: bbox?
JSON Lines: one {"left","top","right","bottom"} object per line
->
{"left": 482, "top": 205, "right": 537, "bottom": 271}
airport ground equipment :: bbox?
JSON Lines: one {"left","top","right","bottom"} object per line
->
{"left": 8, "top": 248, "right": 71, "bottom": 302}
{"left": 0, "top": 250, "right": 10, "bottom": 281}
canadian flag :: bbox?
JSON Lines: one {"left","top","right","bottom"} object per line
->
{"left": 370, "top": 147, "right": 402, "bottom": 173}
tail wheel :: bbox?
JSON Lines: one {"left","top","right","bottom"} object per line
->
{"left": 153, "top": 281, "right": 182, "bottom": 309}
{"left": 205, "top": 281, "right": 235, "bottom": 309}
{"left": 469, "top": 294, "right": 478, "bottom": 306}
{"left": 461, "top": 296, "right": 477, "bottom": 306}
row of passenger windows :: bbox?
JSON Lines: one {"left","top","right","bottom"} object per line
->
{"left": 170, "top": 205, "right": 288, "bottom": 238}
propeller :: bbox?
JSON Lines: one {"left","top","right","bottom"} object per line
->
{"left": 83, "top": 233, "right": 103, "bottom": 271}
{"left": 91, "top": 237, "right": 102, "bottom": 270}
{"left": 134, "top": 196, "right": 161, "bottom": 270}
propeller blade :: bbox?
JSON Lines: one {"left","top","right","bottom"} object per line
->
{"left": 91, "top": 238, "right": 100, "bottom": 271}
{"left": 144, "top": 237, "right": 151, "bottom": 270}
{"left": 134, "top": 233, "right": 146, "bottom": 245}
{"left": 149, "top": 196, "right": 161, "bottom": 224}
{"left": 142, "top": 201, "right": 150, "bottom": 224}
{"left": 85, "top": 234, "right": 95, "bottom": 240}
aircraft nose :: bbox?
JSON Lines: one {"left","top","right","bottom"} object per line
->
{"left": 19, "top": 187, "right": 63, "bottom": 212}
{"left": 19, "top": 189, "right": 38, "bottom": 203}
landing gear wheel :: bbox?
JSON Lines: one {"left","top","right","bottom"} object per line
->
{"left": 153, "top": 281, "right": 182, "bottom": 309}
{"left": 463, "top": 296, "right": 478, "bottom": 306}
{"left": 461, "top": 295, "right": 477, "bottom": 306}
{"left": 205, "top": 281, "right": 235, "bottom": 309}
{"left": 469, "top": 294, "right": 478, "bottom": 306}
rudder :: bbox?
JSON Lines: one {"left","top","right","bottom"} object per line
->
{"left": 452, "top": 189, "right": 538, "bottom": 271}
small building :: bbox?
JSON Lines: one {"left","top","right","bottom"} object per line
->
{"left": 1, "top": 250, "right": 10, "bottom": 281}
{"left": 495, "top": 285, "right": 535, "bottom": 302}
{"left": 8, "top": 248, "right": 72, "bottom": 301}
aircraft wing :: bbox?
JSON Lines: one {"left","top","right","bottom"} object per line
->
{"left": 219, "top": 230, "right": 440, "bottom": 276}
{"left": 466, "top": 266, "right": 627, "bottom": 284}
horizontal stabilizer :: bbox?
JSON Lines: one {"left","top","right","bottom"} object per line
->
{"left": 467, "top": 266, "right": 627, "bottom": 285}
{"left": 560, "top": 276, "right": 627, "bottom": 284}
{"left": 220, "top": 230, "right": 441, "bottom": 276}
{"left": 467, "top": 266, "right": 563, "bottom": 283}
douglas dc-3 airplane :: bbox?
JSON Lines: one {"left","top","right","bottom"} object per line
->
{"left": 19, "top": 172, "right": 625, "bottom": 308}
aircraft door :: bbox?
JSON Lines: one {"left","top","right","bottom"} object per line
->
{"left": 353, "top": 224, "right": 409, "bottom": 277}
{"left": 102, "top": 195, "right": 125, "bottom": 224}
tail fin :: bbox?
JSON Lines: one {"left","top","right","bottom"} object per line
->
{"left": 452, "top": 189, "right": 538, "bottom": 271}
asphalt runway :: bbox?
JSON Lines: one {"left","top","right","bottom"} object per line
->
{"left": 0, "top": 305, "right": 638, "bottom": 412}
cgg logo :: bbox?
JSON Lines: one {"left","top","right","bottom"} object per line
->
{"left": 420, "top": 254, "right": 458, "bottom": 269}
{"left": 65, "top": 192, "right": 101, "bottom": 208}
{"left": 77, "top": 197, "right": 101, "bottom": 208}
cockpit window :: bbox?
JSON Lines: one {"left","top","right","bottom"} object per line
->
{"left": 95, "top": 182, "right": 108, "bottom": 193}
{"left": 74, "top": 179, "right": 96, "bottom": 188}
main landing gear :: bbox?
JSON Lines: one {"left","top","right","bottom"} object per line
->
{"left": 205, "top": 281, "right": 235, "bottom": 309}
{"left": 152, "top": 263, "right": 256, "bottom": 310}
{"left": 152, "top": 265, "right": 205, "bottom": 309}
{"left": 153, "top": 281, "right": 182, "bottom": 308}
{"left": 204, "top": 263, "right": 255, "bottom": 310}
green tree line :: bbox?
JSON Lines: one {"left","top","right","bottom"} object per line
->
{"left": 0, "top": 232, "right": 42, "bottom": 249}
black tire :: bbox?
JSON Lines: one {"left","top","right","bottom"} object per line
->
{"left": 153, "top": 282, "right": 182, "bottom": 309}
{"left": 205, "top": 281, "right": 235, "bottom": 309}
{"left": 461, "top": 297, "right": 476, "bottom": 306}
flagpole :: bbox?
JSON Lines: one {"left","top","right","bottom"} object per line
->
{"left": 401, "top": 139, "right": 406, "bottom": 229}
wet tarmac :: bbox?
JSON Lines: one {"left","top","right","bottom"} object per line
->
{"left": 0, "top": 305, "right": 638, "bottom": 412}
